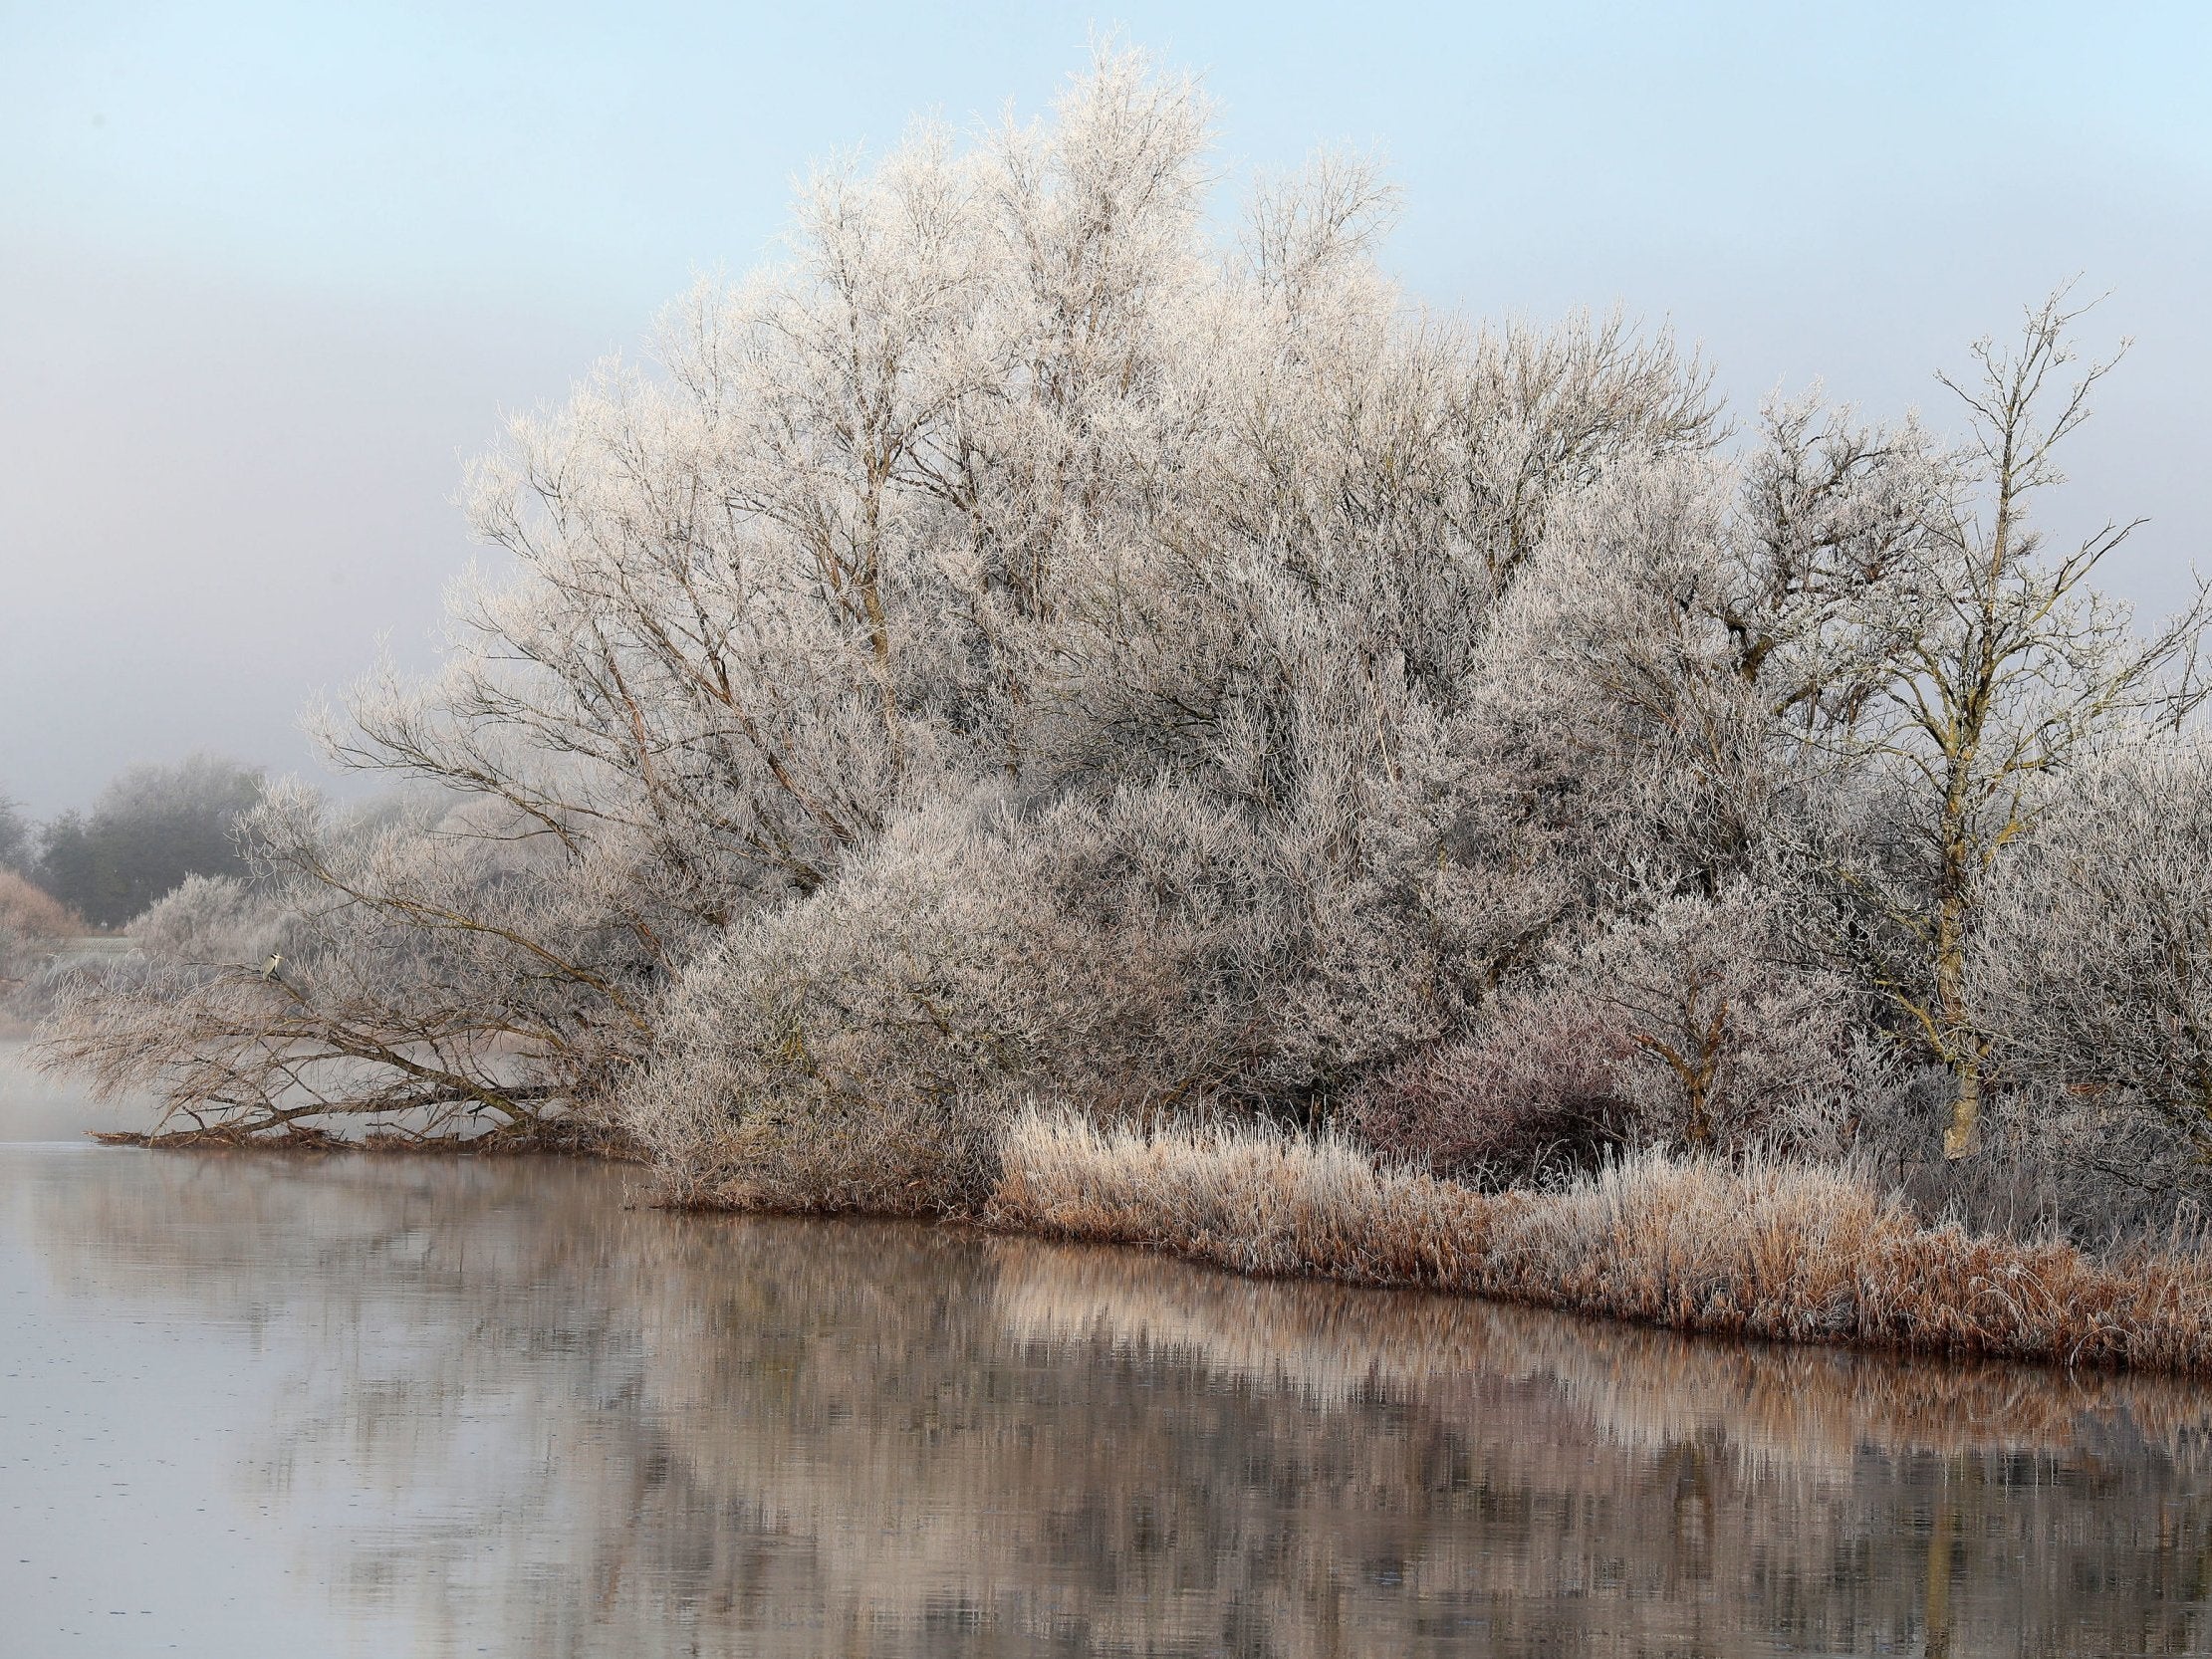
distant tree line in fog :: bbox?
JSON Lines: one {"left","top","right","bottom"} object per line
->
{"left": 0, "top": 755, "right": 263, "bottom": 932}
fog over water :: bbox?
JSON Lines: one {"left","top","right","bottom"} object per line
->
{"left": 4, "top": 2, "right": 2207, "bottom": 814}
{"left": 0, "top": 1038, "right": 132, "bottom": 1144}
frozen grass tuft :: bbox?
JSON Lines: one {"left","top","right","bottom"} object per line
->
{"left": 989, "top": 1106, "right": 2212, "bottom": 1373}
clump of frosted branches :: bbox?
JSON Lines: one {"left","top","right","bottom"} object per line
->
{"left": 40, "top": 784, "right": 678, "bottom": 1145}
{"left": 630, "top": 785, "right": 1276, "bottom": 1210}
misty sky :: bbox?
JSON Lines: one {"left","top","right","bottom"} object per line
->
{"left": 2, "top": 0, "right": 2207, "bottom": 816}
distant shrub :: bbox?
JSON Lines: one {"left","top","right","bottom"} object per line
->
{"left": 0, "top": 868, "right": 83, "bottom": 993}
{"left": 0, "top": 868, "right": 79, "bottom": 942}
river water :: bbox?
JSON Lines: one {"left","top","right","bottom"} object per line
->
{"left": 5, "top": 1052, "right": 2212, "bottom": 1657}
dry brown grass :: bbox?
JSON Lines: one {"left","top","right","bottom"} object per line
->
{"left": 988, "top": 1106, "right": 2212, "bottom": 1373}
{"left": 0, "top": 869, "right": 81, "bottom": 942}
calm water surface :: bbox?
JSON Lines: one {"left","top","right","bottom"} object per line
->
{"left": 5, "top": 1078, "right": 2212, "bottom": 1656}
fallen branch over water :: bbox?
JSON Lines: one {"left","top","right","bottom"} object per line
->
{"left": 89, "top": 1115, "right": 641, "bottom": 1158}
{"left": 986, "top": 1107, "right": 2212, "bottom": 1374}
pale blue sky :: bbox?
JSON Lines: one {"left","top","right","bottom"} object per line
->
{"left": 3, "top": 1, "right": 2208, "bottom": 811}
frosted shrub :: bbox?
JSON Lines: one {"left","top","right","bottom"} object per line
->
{"left": 1975, "top": 741, "right": 2212, "bottom": 1134}
{"left": 1924, "top": 741, "right": 2212, "bottom": 1239}
{"left": 1347, "top": 890, "right": 1846, "bottom": 1178}
{"left": 622, "top": 786, "right": 1276, "bottom": 1210}
{"left": 1579, "top": 890, "right": 1850, "bottom": 1149}
{"left": 1342, "top": 994, "right": 1635, "bottom": 1182}
{"left": 132, "top": 874, "right": 292, "bottom": 968}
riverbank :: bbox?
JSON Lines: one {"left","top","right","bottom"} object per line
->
{"left": 985, "top": 1107, "right": 2212, "bottom": 1375}
{"left": 33, "top": 1072, "right": 2212, "bottom": 1375}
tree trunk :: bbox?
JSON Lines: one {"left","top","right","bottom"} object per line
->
{"left": 1934, "top": 908, "right": 1983, "bottom": 1158}
{"left": 1942, "top": 1055, "right": 1981, "bottom": 1160}
{"left": 1934, "top": 773, "right": 1982, "bottom": 1159}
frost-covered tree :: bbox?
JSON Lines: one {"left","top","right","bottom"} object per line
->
{"left": 1802, "top": 290, "right": 2208, "bottom": 1158}
{"left": 0, "top": 792, "right": 32, "bottom": 875}
{"left": 35, "top": 52, "right": 2206, "bottom": 1224}
{"left": 40, "top": 774, "right": 702, "bottom": 1141}
{"left": 1974, "top": 741, "right": 2212, "bottom": 1139}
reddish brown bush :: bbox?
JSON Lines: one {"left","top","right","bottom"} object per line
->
{"left": 1343, "top": 995, "right": 1635, "bottom": 1182}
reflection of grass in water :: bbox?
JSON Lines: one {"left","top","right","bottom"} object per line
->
{"left": 989, "top": 1232, "right": 2212, "bottom": 1467}
{"left": 23, "top": 1151, "right": 2212, "bottom": 1658}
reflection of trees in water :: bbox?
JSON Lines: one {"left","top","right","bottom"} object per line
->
{"left": 992, "top": 1248, "right": 2212, "bottom": 1654}
{"left": 27, "top": 1153, "right": 722, "bottom": 1656}
{"left": 28, "top": 1153, "right": 2212, "bottom": 1658}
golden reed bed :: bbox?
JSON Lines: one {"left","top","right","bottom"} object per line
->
{"left": 987, "top": 1107, "right": 2212, "bottom": 1374}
